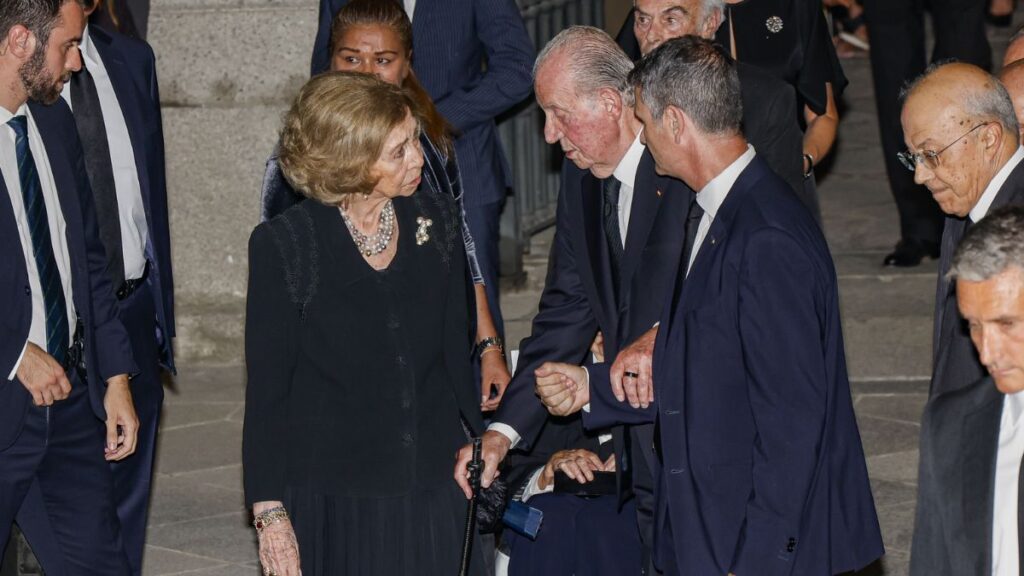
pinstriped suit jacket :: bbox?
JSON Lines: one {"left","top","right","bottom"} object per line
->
{"left": 311, "top": 0, "right": 536, "bottom": 208}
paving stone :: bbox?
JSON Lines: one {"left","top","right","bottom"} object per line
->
{"left": 164, "top": 464, "right": 245, "bottom": 494}
{"left": 155, "top": 421, "right": 243, "bottom": 474}
{"left": 875, "top": 500, "right": 917, "bottom": 555}
{"left": 146, "top": 512, "right": 258, "bottom": 566}
{"left": 869, "top": 479, "right": 919, "bottom": 509}
{"left": 843, "top": 317, "right": 934, "bottom": 381}
{"left": 856, "top": 416, "right": 920, "bottom": 458}
{"left": 160, "top": 402, "right": 242, "bottom": 430}
{"left": 148, "top": 475, "right": 246, "bottom": 528}
{"left": 855, "top": 394, "right": 928, "bottom": 426}
{"left": 866, "top": 450, "right": 920, "bottom": 485}
{"left": 141, "top": 545, "right": 226, "bottom": 575}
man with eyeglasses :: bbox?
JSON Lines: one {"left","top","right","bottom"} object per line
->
{"left": 899, "top": 62, "right": 1024, "bottom": 399}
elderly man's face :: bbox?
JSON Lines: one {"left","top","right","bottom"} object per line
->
{"left": 633, "top": 0, "right": 714, "bottom": 56}
{"left": 901, "top": 95, "right": 995, "bottom": 218}
{"left": 535, "top": 55, "right": 624, "bottom": 179}
{"left": 958, "top": 266, "right": 1024, "bottom": 394}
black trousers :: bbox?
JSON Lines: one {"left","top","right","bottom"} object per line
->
{"left": 861, "top": 0, "right": 991, "bottom": 244}
{"left": 0, "top": 374, "right": 130, "bottom": 575}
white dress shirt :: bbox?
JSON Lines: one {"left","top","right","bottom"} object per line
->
{"left": 404, "top": 0, "right": 416, "bottom": 19}
{"left": 60, "top": 25, "right": 149, "bottom": 282}
{"left": 686, "top": 145, "right": 757, "bottom": 276}
{"left": 1, "top": 105, "right": 78, "bottom": 380}
{"left": 992, "top": 391, "right": 1024, "bottom": 576}
{"left": 971, "top": 146, "right": 1024, "bottom": 223}
{"left": 488, "top": 131, "right": 647, "bottom": 448}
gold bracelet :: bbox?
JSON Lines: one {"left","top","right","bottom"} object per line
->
{"left": 253, "top": 506, "right": 289, "bottom": 534}
{"left": 480, "top": 346, "right": 504, "bottom": 358}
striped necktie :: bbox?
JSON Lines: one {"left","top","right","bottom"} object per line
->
{"left": 8, "top": 115, "right": 69, "bottom": 364}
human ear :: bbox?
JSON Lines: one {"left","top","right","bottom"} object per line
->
{"left": 597, "top": 87, "right": 622, "bottom": 117}
{"left": 5, "top": 25, "right": 35, "bottom": 60}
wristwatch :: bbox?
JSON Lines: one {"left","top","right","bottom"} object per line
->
{"left": 477, "top": 336, "right": 504, "bottom": 358}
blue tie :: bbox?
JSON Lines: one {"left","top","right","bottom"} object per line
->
{"left": 8, "top": 115, "right": 69, "bottom": 364}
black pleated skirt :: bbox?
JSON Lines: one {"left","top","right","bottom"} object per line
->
{"left": 284, "top": 482, "right": 487, "bottom": 576}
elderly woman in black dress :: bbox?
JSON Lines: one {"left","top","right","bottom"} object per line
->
{"left": 260, "top": 0, "right": 511, "bottom": 412}
{"left": 244, "top": 72, "right": 486, "bottom": 575}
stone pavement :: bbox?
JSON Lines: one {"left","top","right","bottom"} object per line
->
{"left": 140, "top": 25, "right": 1019, "bottom": 576}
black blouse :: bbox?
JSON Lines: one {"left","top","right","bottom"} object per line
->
{"left": 716, "top": 0, "right": 848, "bottom": 115}
{"left": 242, "top": 192, "right": 484, "bottom": 505}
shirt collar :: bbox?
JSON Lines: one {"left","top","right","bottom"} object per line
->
{"left": 970, "top": 145, "right": 1024, "bottom": 223}
{"left": 79, "top": 25, "right": 99, "bottom": 68}
{"left": 0, "top": 103, "right": 26, "bottom": 124}
{"left": 1003, "top": 389, "right": 1024, "bottom": 430}
{"left": 696, "top": 144, "right": 756, "bottom": 219}
{"left": 612, "top": 130, "right": 646, "bottom": 189}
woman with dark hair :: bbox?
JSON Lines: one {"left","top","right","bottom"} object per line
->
{"left": 244, "top": 72, "right": 487, "bottom": 575}
{"left": 260, "top": 0, "right": 511, "bottom": 411}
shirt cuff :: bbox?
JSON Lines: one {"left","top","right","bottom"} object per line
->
{"left": 520, "top": 466, "right": 552, "bottom": 502}
{"left": 582, "top": 366, "right": 591, "bottom": 413}
{"left": 487, "top": 422, "right": 521, "bottom": 450}
{"left": 8, "top": 341, "right": 27, "bottom": 381}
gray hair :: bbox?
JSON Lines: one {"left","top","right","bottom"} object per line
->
{"left": 534, "top": 25, "right": 635, "bottom": 106}
{"left": 948, "top": 206, "right": 1024, "bottom": 282}
{"left": 632, "top": 0, "right": 726, "bottom": 27}
{"left": 901, "top": 62, "right": 1021, "bottom": 140}
{"left": 627, "top": 35, "right": 742, "bottom": 134}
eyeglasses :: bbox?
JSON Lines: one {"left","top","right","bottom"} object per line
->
{"left": 897, "top": 122, "right": 991, "bottom": 172}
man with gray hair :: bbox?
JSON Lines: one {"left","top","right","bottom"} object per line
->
{"left": 615, "top": 0, "right": 806, "bottom": 208}
{"left": 453, "top": 25, "right": 692, "bottom": 574}
{"left": 911, "top": 206, "right": 1024, "bottom": 575}
{"left": 532, "top": 36, "right": 883, "bottom": 575}
{"left": 899, "top": 62, "right": 1024, "bottom": 400}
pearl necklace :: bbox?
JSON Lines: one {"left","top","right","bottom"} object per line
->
{"left": 341, "top": 200, "right": 395, "bottom": 257}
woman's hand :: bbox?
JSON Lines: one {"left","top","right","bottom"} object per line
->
{"left": 538, "top": 449, "right": 608, "bottom": 489}
{"left": 480, "top": 351, "right": 511, "bottom": 411}
{"left": 254, "top": 502, "right": 301, "bottom": 576}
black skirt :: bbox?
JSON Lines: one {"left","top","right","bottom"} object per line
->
{"left": 285, "top": 482, "right": 487, "bottom": 575}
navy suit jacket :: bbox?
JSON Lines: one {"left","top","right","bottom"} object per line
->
{"left": 495, "top": 151, "right": 690, "bottom": 496}
{"left": 311, "top": 0, "right": 535, "bottom": 208}
{"left": 0, "top": 100, "right": 137, "bottom": 449}
{"left": 88, "top": 25, "right": 175, "bottom": 371}
{"left": 586, "top": 156, "right": 883, "bottom": 575}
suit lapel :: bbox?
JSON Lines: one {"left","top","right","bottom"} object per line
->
{"left": 89, "top": 28, "right": 154, "bottom": 225}
{"left": 619, "top": 151, "right": 661, "bottom": 286}
{"left": 960, "top": 385, "right": 1004, "bottom": 574}
{"left": 934, "top": 217, "right": 967, "bottom": 369}
{"left": 577, "top": 171, "right": 616, "bottom": 338}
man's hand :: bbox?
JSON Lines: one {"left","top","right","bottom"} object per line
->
{"left": 535, "top": 362, "right": 589, "bottom": 417}
{"left": 590, "top": 331, "right": 606, "bottom": 363}
{"left": 454, "top": 430, "right": 511, "bottom": 499}
{"left": 15, "top": 342, "right": 71, "bottom": 407}
{"left": 539, "top": 448, "right": 609, "bottom": 489}
{"left": 103, "top": 375, "right": 138, "bottom": 461}
{"left": 480, "top": 352, "right": 511, "bottom": 412}
{"left": 611, "top": 326, "right": 658, "bottom": 409}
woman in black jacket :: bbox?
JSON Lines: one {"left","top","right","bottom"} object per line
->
{"left": 244, "top": 72, "right": 486, "bottom": 575}
{"left": 260, "top": 0, "right": 511, "bottom": 413}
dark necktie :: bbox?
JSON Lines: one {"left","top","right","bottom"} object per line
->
{"left": 681, "top": 195, "right": 705, "bottom": 276}
{"left": 603, "top": 177, "right": 624, "bottom": 297}
{"left": 9, "top": 116, "right": 70, "bottom": 364}
{"left": 71, "top": 61, "right": 124, "bottom": 289}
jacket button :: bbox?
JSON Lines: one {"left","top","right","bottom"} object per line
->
{"left": 786, "top": 537, "right": 796, "bottom": 553}
{"left": 402, "top": 433, "right": 414, "bottom": 445}
{"left": 396, "top": 355, "right": 407, "bottom": 366}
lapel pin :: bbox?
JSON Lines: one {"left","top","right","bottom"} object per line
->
{"left": 656, "top": 189, "right": 663, "bottom": 197}
{"left": 766, "top": 15, "right": 783, "bottom": 33}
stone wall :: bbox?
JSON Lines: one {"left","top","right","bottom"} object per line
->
{"left": 150, "top": 0, "right": 319, "bottom": 363}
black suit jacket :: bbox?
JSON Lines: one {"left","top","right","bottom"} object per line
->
{"left": 0, "top": 101, "right": 136, "bottom": 449}
{"left": 616, "top": 14, "right": 805, "bottom": 196}
{"left": 88, "top": 25, "right": 175, "bottom": 371}
{"left": 911, "top": 377, "right": 1005, "bottom": 575}
{"left": 587, "top": 156, "right": 882, "bottom": 575}
{"left": 494, "top": 151, "right": 690, "bottom": 451}
{"left": 931, "top": 159, "right": 1024, "bottom": 397}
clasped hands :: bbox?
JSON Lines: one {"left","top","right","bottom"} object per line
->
{"left": 536, "top": 325, "right": 660, "bottom": 416}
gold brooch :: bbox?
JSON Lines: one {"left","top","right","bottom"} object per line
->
{"left": 416, "top": 216, "right": 433, "bottom": 245}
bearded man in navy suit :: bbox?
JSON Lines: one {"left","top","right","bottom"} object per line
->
{"left": 0, "top": 0, "right": 138, "bottom": 571}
